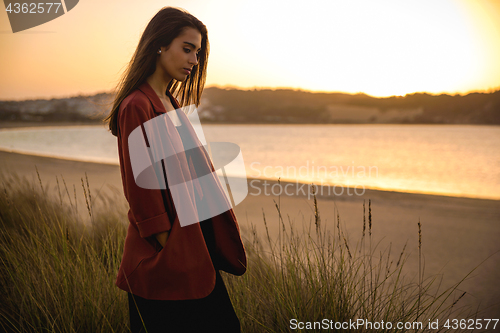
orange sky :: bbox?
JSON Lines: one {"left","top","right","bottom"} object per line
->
{"left": 1, "top": 0, "right": 500, "bottom": 100}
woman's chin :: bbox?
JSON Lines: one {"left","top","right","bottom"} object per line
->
{"left": 174, "top": 73, "right": 190, "bottom": 81}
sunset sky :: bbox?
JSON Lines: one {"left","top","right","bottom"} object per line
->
{"left": 1, "top": 0, "right": 500, "bottom": 100}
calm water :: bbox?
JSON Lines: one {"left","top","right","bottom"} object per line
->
{"left": 0, "top": 124, "right": 499, "bottom": 200}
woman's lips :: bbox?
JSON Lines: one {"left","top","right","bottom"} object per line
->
{"left": 183, "top": 68, "right": 191, "bottom": 74}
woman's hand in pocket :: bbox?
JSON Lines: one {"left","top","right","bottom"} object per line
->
{"left": 155, "top": 230, "right": 170, "bottom": 248}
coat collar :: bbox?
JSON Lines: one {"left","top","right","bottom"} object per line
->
{"left": 137, "top": 81, "right": 181, "bottom": 115}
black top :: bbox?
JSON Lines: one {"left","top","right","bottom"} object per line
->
{"left": 174, "top": 121, "right": 219, "bottom": 270}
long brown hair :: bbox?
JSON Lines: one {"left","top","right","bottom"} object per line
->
{"left": 104, "top": 7, "right": 209, "bottom": 136}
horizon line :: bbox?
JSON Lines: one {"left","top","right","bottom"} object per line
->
{"left": 2, "top": 85, "right": 500, "bottom": 102}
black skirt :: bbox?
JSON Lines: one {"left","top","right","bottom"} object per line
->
{"left": 127, "top": 220, "right": 241, "bottom": 333}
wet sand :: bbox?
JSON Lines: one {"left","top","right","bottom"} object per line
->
{"left": 1, "top": 147, "right": 499, "bottom": 319}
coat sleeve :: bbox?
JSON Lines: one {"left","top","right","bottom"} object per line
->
{"left": 117, "top": 95, "right": 173, "bottom": 238}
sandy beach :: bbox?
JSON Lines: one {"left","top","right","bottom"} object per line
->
{"left": 1, "top": 145, "right": 499, "bottom": 318}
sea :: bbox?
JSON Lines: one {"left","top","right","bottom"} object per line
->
{"left": 0, "top": 124, "right": 499, "bottom": 200}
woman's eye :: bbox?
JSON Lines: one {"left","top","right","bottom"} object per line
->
{"left": 184, "top": 48, "right": 191, "bottom": 53}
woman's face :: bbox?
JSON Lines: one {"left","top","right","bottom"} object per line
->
{"left": 157, "top": 27, "right": 202, "bottom": 82}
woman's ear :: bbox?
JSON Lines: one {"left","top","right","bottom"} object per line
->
{"left": 157, "top": 46, "right": 166, "bottom": 55}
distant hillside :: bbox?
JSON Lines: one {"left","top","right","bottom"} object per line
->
{"left": 0, "top": 93, "right": 112, "bottom": 123}
{"left": 198, "top": 88, "right": 500, "bottom": 124}
{"left": 1, "top": 88, "right": 499, "bottom": 125}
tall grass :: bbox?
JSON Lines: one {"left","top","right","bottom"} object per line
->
{"left": 0, "top": 173, "right": 477, "bottom": 332}
{"left": 222, "top": 182, "right": 476, "bottom": 332}
{"left": 0, "top": 171, "right": 129, "bottom": 332}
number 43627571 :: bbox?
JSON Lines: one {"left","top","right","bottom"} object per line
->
{"left": 6, "top": 3, "right": 62, "bottom": 14}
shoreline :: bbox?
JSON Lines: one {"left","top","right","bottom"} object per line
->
{"left": 0, "top": 146, "right": 497, "bottom": 202}
{"left": 1, "top": 150, "right": 497, "bottom": 222}
{"left": 0, "top": 121, "right": 104, "bottom": 129}
{"left": 1, "top": 120, "right": 500, "bottom": 128}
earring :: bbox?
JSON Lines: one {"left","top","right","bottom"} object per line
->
{"left": 157, "top": 49, "right": 162, "bottom": 54}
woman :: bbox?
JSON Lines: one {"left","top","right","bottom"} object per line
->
{"left": 104, "top": 7, "right": 246, "bottom": 332}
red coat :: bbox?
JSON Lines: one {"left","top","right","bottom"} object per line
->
{"left": 115, "top": 81, "right": 246, "bottom": 300}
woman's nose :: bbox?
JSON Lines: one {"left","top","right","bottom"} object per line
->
{"left": 189, "top": 53, "right": 198, "bottom": 65}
